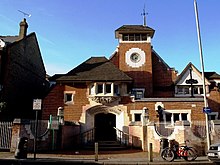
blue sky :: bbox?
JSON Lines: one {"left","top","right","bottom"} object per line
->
{"left": 0, "top": 0, "right": 219, "bottom": 76}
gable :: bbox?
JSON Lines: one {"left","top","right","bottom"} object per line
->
{"left": 175, "top": 63, "right": 210, "bottom": 86}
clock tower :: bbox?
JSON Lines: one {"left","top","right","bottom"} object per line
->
{"left": 111, "top": 25, "right": 155, "bottom": 97}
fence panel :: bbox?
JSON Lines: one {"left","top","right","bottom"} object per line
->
{"left": 0, "top": 121, "right": 13, "bottom": 150}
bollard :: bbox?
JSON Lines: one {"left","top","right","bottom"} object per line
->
{"left": 95, "top": 142, "right": 98, "bottom": 161}
{"left": 148, "top": 143, "right": 153, "bottom": 162}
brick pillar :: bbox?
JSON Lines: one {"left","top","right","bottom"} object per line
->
{"left": 10, "top": 119, "right": 22, "bottom": 152}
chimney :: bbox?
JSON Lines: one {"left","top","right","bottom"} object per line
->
{"left": 18, "top": 18, "right": 28, "bottom": 40}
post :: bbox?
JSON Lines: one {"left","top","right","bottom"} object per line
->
{"left": 95, "top": 142, "right": 98, "bottom": 161}
{"left": 148, "top": 143, "right": 153, "bottom": 162}
{"left": 33, "top": 110, "right": 38, "bottom": 160}
{"left": 194, "top": 0, "right": 210, "bottom": 149}
{"left": 33, "top": 99, "right": 42, "bottom": 159}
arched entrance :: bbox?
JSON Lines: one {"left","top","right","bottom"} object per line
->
{"left": 95, "top": 113, "right": 116, "bottom": 141}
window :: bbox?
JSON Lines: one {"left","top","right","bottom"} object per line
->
{"left": 97, "top": 84, "right": 103, "bottom": 94}
{"left": 199, "top": 87, "right": 203, "bottom": 94}
{"left": 90, "top": 84, "right": 95, "bottom": 95}
{"left": 173, "top": 114, "right": 180, "bottom": 122}
{"left": 208, "top": 112, "right": 218, "bottom": 120}
{"left": 165, "top": 113, "right": 172, "bottom": 122}
{"left": 134, "top": 114, "right": 141, "bottom": 122}
{"left": 64, "top": 91, "right": 75, "bottom": 104}
{"left": 114, "top": 84, "right": 119, "bottom": 95}
{"left": 177, "top": 87, "right": 184, "bottom": 94}
{"left": 184, "top": 88, "right": 189, "bottom": 94}
{"left": 193, "top": 88, "right": 198, "bottom": 94}
{"left": 130, "top": 110, "right": 143, "bottom": 124}
{"left": 123, "top": 34, "right": 129, "bottom": 41}
{"left": 181, "top": 113, "right": 188, "bottom": 120}
{"left": 90, "top": 83, "right": 119, "bottom": 96}
{"left": 163, "top": 110, "right": 191, "bottom": 125}
{"left": 122, "top": 33, "right": 148, "bottom": 41}
{"left": 106, "top": 84, "right": 111, "bottom": 93}
{"left": 132, "top": 88, "right": 145, "bottom": 99}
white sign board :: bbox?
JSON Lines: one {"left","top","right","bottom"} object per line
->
{"left": 33, "top": 99, "right": 42, "bottom": 110}
{"left": 48, "top": 119, "right": 59, "bottom": 130}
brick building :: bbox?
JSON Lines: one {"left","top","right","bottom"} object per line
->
{"left": 42, "top": 23, "right": 220, "bottom": 150}
{"left": 0, "top": 19, "right": 49, "bottom": 120}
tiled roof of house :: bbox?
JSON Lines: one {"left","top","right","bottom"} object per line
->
{"left": 115, "top": 25, "right": 155, "bottom": 38}
{"left": 115, "top": 25, "right": 155, "bottom": 33}
{"left": 0, "top": 36, "right": 18, "bottom": 43}
{"left": 0, "top": 36, "right": 19, "bottom": 50}
{"left": 204, "top": 72, "right": 220, "bottom": 79}
{"left": 57, "top": 57, "right": 133, "bottom": 82}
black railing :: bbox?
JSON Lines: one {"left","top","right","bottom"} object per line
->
{"left": 80, "top": 128, "right": 95, "bottom": 146}
{"left": 113, "top": 127, "right": 134, "bottom": 148}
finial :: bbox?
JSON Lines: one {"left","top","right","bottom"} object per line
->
{"left": 141, "top": 4, "right": 148, "bottom": 26}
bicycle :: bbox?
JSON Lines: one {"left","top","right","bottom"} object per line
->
{"left": 160, "top": 140, "right": 198, "bottom": 162}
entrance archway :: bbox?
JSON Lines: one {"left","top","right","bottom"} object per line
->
{"left": 95, "top": 113, "right": 116, "bottom": 141}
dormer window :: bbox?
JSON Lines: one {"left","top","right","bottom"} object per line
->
{"left": 90, "top": 83, "right": 120, "bottom": 96}
{"left": 97, "top": 84, "right": 103, "bottom": 94}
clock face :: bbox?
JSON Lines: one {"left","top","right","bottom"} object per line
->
{"left": 130, "top": 53, "right": 141, "bottom": 63}
{"left": 125, "top": 48, "right": 145, "bottom": 68}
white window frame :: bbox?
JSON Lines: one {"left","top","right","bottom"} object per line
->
{"left": 208, "top": 112, "right": 218, "bottom": 120}
{"left": 89, "top": 82, "right": 116, "bottom": 96}
{"left": 130, "top": 110, "right": 143, "bottom": 124}
{"left": 163, "top": 109, "right": 191, "bottom": 125}
{"left": 64, "top": 91, "right": 75, "bottom": 104}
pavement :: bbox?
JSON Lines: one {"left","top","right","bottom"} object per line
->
{"left": 0, "top": 149, "right": 216, "bottom": 165}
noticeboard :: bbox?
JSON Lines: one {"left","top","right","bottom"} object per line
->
{"left": 33, "top": 99, "right": 42, "bottom": 111}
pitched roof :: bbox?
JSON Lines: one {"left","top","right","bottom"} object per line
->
{"left": 0, "top": 36, "right": 18, "bottom": 43}
{"left": 115, "top": 25, "right": 155, "bottom": 38}
{"left": 57, "top": 57, "right": 133, "bottom": 82}
{"left": 204, "top": 72, "right": 220, "bottom": 79}
{"left": 174, "top": 62, "right": 210, "bottom": 85}
{"left": 0, "top": 36, "right": 19, "bottom": 50}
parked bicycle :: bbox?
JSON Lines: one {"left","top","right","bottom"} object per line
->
{"left": 161, "top": 139, "right": 198, "bottom": 162}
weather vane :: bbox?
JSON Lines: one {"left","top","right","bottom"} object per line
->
{"left": 141, "top": 4, "right": 148, "bottom": 26}
{"left": 18, "top": 10, "right": 31, "bottom": 18}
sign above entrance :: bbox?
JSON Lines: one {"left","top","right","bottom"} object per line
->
{"left": 88, "top": 106, "right": 122, "bottom": 115}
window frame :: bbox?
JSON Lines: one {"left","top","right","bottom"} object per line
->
{"left": 64, "top": 91, "right": 75, "bottom": 104}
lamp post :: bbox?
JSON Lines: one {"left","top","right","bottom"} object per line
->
{"left": 194, "top": 0, "right": 210, "bottom": 149}
{"left": 57, "top": 107, "right": 64, "bottom": 125}
{"left": 142, "top": 107, "right": 149, "bottom": 151}
{"left": 142, "top": 107, "right": 149, "bottom": 126}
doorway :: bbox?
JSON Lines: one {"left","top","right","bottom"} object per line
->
{"left": 95, "top": 113, "right": 116, "bottom": 141}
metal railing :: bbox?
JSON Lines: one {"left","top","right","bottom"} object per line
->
{"left": 0, "top": 121, "right": 13, "bottom": 150}
{"left": 113, "top": 127, "right": 134, "bottom": 148}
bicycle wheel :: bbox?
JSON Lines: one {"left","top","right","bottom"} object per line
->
{"left": 183, "top": 148, "right": 197, "bottom": 161}
{"left": 161, "top": 148, "right": 175, "bottom": 162}
{"left": 189, "top": 147, "right": 198, "bottom": 160}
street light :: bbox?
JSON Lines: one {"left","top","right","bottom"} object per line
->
{"left": 142, "top": 107, "right": 149, "bottom": 126}
{"left": 194, "top": 0, "right": 210, "bottom": 149}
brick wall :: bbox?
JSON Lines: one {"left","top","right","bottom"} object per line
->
{"left": 42, "top": 83, "right": 89, "bottom": 122}
{"left": 117, "top": 43, "right": 153, "bottom": 97}
{"left": 152, "top": 51, "right": 177, "bottom": 97}
{"left": 1, "top": 33, "right": 48, "bottom": 120}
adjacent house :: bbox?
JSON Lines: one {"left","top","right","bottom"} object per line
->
{"left": 0, "top": 19, "right": 49, "bottom": 120}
